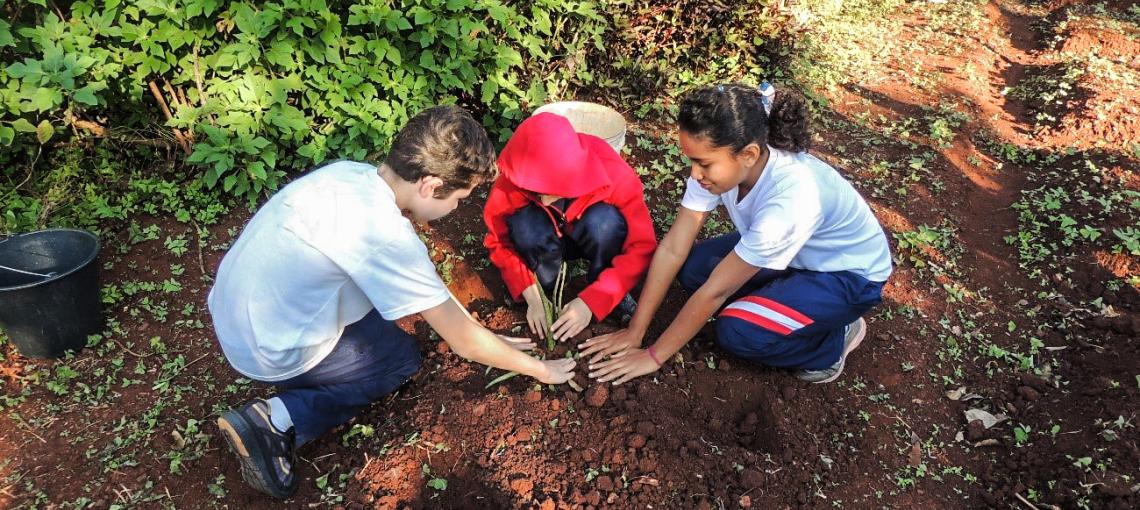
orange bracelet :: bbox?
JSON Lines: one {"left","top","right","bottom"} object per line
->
{"left": 646, "top": 345, "right": 663, "bottom": 367}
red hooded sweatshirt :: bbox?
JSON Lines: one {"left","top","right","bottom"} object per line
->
{"left": 483, "top": 113, "right": 657, "bottom": 320}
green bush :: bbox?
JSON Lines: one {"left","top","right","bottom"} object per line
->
{"left": 1, "top": 0, "right": 608, "bottom": 201}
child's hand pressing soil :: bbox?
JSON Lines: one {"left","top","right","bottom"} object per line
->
{"left": 551, "top": 297, "right": 591, "bottom": 342}
{"left": 588, "top": 348, "right": 660, "bottom": 386}
{"left": 579, "top": 327, "right": 642, "bottom": 363}
{"left": 535, "top": 358, "right": 577, "bottom": 384}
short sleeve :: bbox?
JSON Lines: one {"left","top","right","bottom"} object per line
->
{"left": 734, "top": 196, "right": 822, "bottom": 270}
{"left": 681, "top": 177, "right": 720, "bottom": 212}
{"left": 347, "top": 225, "right": 451, "bottom": 320}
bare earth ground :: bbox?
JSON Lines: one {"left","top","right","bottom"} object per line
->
{"left": 1, "top": 1, "right": 1138, "bottom": 509}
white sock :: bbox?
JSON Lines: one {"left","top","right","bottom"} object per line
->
{"left": 266, "top": 397, "right": 293, "bottom": 432}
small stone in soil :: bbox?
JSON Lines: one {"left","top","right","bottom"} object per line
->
{"left": 585, "top": 384, "right": 609, "bottom": 407}
{"left": 628, "top": 433, "right": 647, "bottom": 449}
{"left": 582, "top": 449, "right": 598, "bottom": 462}
{"left": 1016, "top": 385, "right": 1040, "bottom": 401}
{"left": 781, "top": 385, "right": 797, "bottom": 401}
{"left": 612, "top": 387, "right": 628, "bottom": 401}
{"left": 636, "top": 421, "right": 656, "bottom": 437}
{"left": 510, "top": 477, "right": 534, "bottom": 496}
{"left": 739, "top": 495, "right": 752, "bottom": 508}
{"left": 638, "top": 457, "right": 658, "bottom": 473}
{"left": 596, "top": 475, "right": 614, "bottom": 492}
{"left": 524, "top": 389, "right": 542, "bottom": 403}
{"left": 741, "top": 469, "right": 764, "bottom": 489}
{"left": 966, "top": 420, "right": 986, "bottom": 442}
{"left": 586, "top": 490, "right": 602, "bottom": 506}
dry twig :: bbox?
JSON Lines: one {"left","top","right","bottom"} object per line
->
{"left": 147, "top": 80, "right": 191, "bottom": 154}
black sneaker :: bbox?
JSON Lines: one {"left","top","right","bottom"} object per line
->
{"left": 217, "top": 399, "right": 298, "bottom": 499}
{"left": 615, "top": 293, "right": 637, "bottom": 325}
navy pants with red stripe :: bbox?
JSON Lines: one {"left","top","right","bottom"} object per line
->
{"left": 678, "top": 233, "right": 885, "bottom": 371}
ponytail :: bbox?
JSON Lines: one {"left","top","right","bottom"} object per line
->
{"left": 678, "top": 83, "right": 812, "bottom": 154}
{"left": 767, "top": 90, "right": 811, "bottom": 153}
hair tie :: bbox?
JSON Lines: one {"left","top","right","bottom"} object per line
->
{"left": 759, "top": 81, "right": 775, "bottom": 115}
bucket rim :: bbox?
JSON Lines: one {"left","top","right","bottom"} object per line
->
{"left": 0, "top": 228, "right": 101, "bottom": 292}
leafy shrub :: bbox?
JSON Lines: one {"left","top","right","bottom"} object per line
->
{"left": 1, "top": 0, "right": 608, "bottom": 201}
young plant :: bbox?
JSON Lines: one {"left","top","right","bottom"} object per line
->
{"left": 533, "top": 262, "right": 569, "bottom": 351}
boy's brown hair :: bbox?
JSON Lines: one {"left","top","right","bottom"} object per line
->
{"left": 385, "top": 105, "right": 498, "bottom": 197}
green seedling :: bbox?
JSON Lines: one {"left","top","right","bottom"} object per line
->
{"left": 485, "top": 370, "right": 520, "bottom": 389}
{"left": 534, "top": 262, "right": 569, "bottom": 351}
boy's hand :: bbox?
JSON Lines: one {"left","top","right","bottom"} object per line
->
{"left": 552, "top": 298, "right": 591, "bottom": 342}
{"left": 588, "top": 348, "right": 658, "bottom": 385}
{"left": 535, "top": 358, "right": 577, "bottom": 384}
{"left": 579, "top": 328, "right": 642, "bottom": 364}
{"left": 498, "top": 335, "right": 536, "bottom": 351}
{"left": 522, "top": 284, "right": 549, "bottom": 338}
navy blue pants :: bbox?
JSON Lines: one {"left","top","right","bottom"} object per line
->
{"left": 271, "top": 310, "right": 421, "bottom": 446}
{"left": 678, "top": 233, "right": 885, "bottom": 370}
{"left": 507, "top": 201, "right": 627, "bottom": 296}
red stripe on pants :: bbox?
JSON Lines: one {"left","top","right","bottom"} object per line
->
{"left": 720, "top": 308, "right": 794, "bottom": 336}
{"left": 736, "top": 295, "right": 814, "bottom": 326}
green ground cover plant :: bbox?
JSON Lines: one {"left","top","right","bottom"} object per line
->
{"left": 2, "top": 0, "right": 607, "bottom": 204}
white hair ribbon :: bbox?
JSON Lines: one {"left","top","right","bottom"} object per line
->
{"left": 759, "top": 81, "right": 775, "bottom": 115}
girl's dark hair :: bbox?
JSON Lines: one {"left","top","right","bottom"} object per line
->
{"left": 386, "top": 105, "right": 498, "bottom": 197}
{"left": 678, "top": 83, "right": 811, "bottom": 154}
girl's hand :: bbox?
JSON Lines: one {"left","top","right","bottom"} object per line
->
{"left": 535, "top": 358, "right": 577, "bottom": 384}
{"left": 588, "top": 348, "right": 659, "bottom": 385}
{"left": 551, "top": 298, "right": 592, "bottom": 342}
{"left": 578, "top": 328, "right": 642, "bottom": 364}
{"left": 497, "top": 335, "right": 536, "bottom": 351}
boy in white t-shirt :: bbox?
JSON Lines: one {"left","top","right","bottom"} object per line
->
{"left": 582, "top": 83, "right": 892, "bottom": 386}
{"left": 208, "top": 106, "right": 576, "bottom": 499}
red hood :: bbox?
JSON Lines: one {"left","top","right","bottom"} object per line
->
{"left": 497, "top": 112, "right": 612, "bottom": 198}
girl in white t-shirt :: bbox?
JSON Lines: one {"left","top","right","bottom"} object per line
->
{"left": 581, "top": 83, "right": 892, "bottom": 385}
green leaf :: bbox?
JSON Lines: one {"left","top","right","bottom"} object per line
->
{"left": 35, "top": 120, "right": 54, "bottom": 144}
{"left": 0, "top": 20, "right": 15, "bottom": 48}
{"left": 413, "top": 8, "right": 435, "bottom": 25}
{"left": 73, "top": 85, "right": 99, "bottom": 106}
{"left": 29, "top": 87, "right": 61, "bottom": 112}
{"left": 11, "top": 118, "right": 36, "bottom": 133}
{"left": 427, "top": 478, "right": 447, "bottom": 491}
{"left": 248, "top": 161, "right": 267, "bottom": 181}
{"left": 6, "top": 60, "right": 36, "bottom": 80}
{"left": 222, "top": 174, "right": 238, "bottom": 192}
{"left": 0, "top": 125, "right": 14, "bottom": 145}
{"left": 265, "top": 40, "right": 296, "bottom": 68}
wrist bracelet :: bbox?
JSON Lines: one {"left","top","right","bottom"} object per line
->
{"left": 646, "top": 345, "right": 663, "bottom": 367}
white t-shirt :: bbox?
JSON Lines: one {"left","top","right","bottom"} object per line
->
{"left": 681, "top": 147, "right": 893, "bottom": 282}
{"left": 208, "top": 161, "right": 451, "bottom": 381}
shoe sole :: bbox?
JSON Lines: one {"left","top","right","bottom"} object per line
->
{"left": 217, "top": 409, "right": 295, "bottom": 499}
{"left": 814, "top": 317, "right": 867, "bottom": 384}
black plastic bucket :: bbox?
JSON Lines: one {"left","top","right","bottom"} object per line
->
{"left": 0, "top": 229, "right": 102, "bottom": 358}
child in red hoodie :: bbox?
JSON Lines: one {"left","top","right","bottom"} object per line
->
{"left": 484, "top": 113, "right": 657, "bottom": 342}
